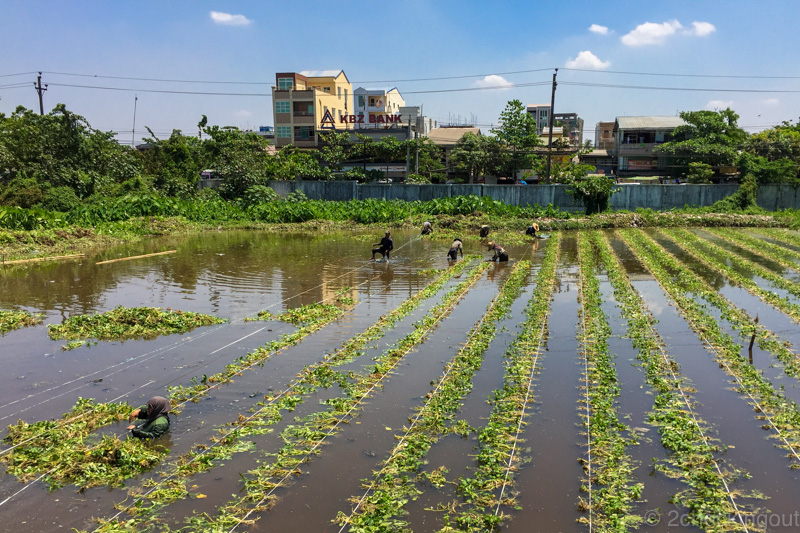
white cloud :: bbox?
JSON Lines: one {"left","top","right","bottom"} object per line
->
{"left": 689, "top": 21, "right": 716, "bottom": 36}
{"left": 622, "top": 20, "right": 683, "bottom": 46}
{"left": 474, "top": 75, "right": 512, "bottom": 89}
{"left": 622, "top": 19, "right": 716, "bottom": 46}
{"left": 762, "top": 98, "right": 780, "bottom": 106}
{"left": 565, "top": 51, "right": 610, "bottom": 70}
{"left": 589, "top": 24, "right": 609, "bottom": 35}
{"left": 705, "top": 100, "right": 734, "bottom": 110}
{"left": 210, "top": 11, "right": 253, "bottom": 26}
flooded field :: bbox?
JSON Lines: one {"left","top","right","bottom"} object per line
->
{"left": 2, "top": 227, "right": 800, "bottom": 532}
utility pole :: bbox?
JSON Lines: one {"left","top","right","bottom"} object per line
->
{"left": 545, "top": 68, "right": 558, "bottom": 184}
{"left": 33, "top": 72, "right": 48, "bottom": 115}
{"left": 131, "top": 94, "right": 138, "bottom": 147}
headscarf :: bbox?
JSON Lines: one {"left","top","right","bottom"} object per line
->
{"left": 145, "top": 396, "right": 171, "bottom": 421}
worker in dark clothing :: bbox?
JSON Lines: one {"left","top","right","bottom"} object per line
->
{"left": 486, "top": 241, "right": 509, "bottom": 262}
{"left": 525, "top": 222, "right": 540, "bottom": 238}
{"left": 127, "top": 396, "right": 171, "bottom": 439}
{"left": 421, "top": 221, "right": 433, "bottom": 235}
{"left": 479, "top": 225, "right": 490, "bottom": 238}
{"left": 371, "top": 231, "right": 394, "bottom": 261}
{"left": 447, "top": 238, "right": 464, "bottom": 261}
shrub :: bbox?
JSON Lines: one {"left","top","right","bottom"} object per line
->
{"left": 39, "top": 186, "right": 82, "bottom": 212}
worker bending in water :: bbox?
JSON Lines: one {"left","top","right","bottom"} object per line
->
{"left": 421, "top": 221, "right": 433, "bottom": 235}
{"left": 525, "top": 222, "right": 540, "bottom": 238}
{"left": 371, "top": 230, "right": 394, "bottom": 261}
{"left": 486, "top": 241, "right": 509, "bottom": 262}
{"left": 479, "top": 225, "right": 490, "bottom": 238}
{"left": 447, "top": 238, "right": 464, "bottom": 261}
{"left": 127, "top": 396, "right": 171, "bottom": 439}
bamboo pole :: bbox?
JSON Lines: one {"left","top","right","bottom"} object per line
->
{"left": 2, "top": 254, "right": 84, "bottom": 265}
{"left": 95, "top": 250, "right": 177, "bottom": 265}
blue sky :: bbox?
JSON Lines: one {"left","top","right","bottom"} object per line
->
{"left": 2, "top": 1, "right": 798, "bottom": 145}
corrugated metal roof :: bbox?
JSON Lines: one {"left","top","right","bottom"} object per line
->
{"left": 616, "top": 116, "right": 685, "bottom": 129}
{"left": 427, "top": 127, "right": 481, "bottom": 144}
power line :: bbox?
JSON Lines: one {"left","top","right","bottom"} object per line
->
{"left": 47, "top": 82, "right": 269, "bottom": 97}
{"left": 561, "top": 67, "right": 800, "bottom": 80}
{"left": 0, "top": 72, "right": 38, "bottom": 78}
{"left": 560, "top": 81, "right": 800, "bottom": 93}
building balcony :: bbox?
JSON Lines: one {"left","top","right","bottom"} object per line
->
{"left": 292, "top": 115, "right": 315, "bottom": 124}
{"left": 617, "top": 142, "right": 662, "bottom": 156}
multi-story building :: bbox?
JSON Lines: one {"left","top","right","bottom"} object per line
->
{"left": 594, "top": 121, "right": 615, "bottom": 151}
{"left": 526, "top": 104, "right": 550, "bottom": 132}
{"left": 553, "top": 113, "right": 584, "bottom": 146}
{"left": 613, "top": 116, "right": 685, "bottom": 176}
{"left": 527, "top": 105, "right": 584, "bottom": 145}
{"left": 353, "top": 87, "right": 405, "bottom": 129}
{"left": 271, "top": 70, "right": 353, "bottom": 148}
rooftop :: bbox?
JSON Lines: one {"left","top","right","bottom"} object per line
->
{"left": 616, "top": 116, "right": 686, "bottom": 129}
{"left": 427, "top": 127, "right": 481, "bottom": 145}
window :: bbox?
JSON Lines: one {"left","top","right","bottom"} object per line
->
{"left": 338, "top": 87, "right": 342, "bottom": 98}
{"left": 277, "top": 78, "right": 294, "bottom": 90}
{"left": 275, "top": 101, "right": 290, "bottom": 113}
{"left": 294, "top": 126, "right": 315, "bottom": 140}
{"left": 358, "top": 95, "right": 365, "bottom": 107}
{"left": 277, "top": 126, "right": 292, "bottom": 138}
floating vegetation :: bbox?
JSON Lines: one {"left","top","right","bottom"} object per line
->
{"left": 47, "top": 306, "right": 227, "bottom": 342}
{"left": 0, "top": 308, "right": 43, "bottom": 334}
{"left": 337, "top": 259, "right": 532, "bottom": 532}
{"left": 248, "top": 287, "right": 355, "bottom": 325}
{"left": 174, "top": 262, "right": 491, "bottom": 531}
{"left": 88, "top": 260, "right": 482, "bottom": 530}
{"left": 575, "top": 233, "right": 643, "bottom": 531}
{"left": 1, "top": 398, "right": 168, "bottom": 491}
{"left": 441, "top": 232, "right": 561, "bottom": 532}
{"left": 596, "top": 231, "right": 762, "bottom": 530}
{"left": 652, "top": 229, "right": 800, "bottom": 380}
{"left": 620, "top": 229, "right": 800, "bottom": 469}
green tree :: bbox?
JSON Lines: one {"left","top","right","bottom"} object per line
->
{"left": 202, "top": 125, "right": 272, "bottom": 199}
{"left": 491, "top": 99, "right": 542, "bottom": 182}
{"left": 686, "top": 162, "right": 713, "bottom": 184}
{"left": 140, "top": 128, "right": 203, "bottom": 197}
{"left": 654, "top": 108, "right": 748, "bottom": 178}
{"left": 565, "top": 174, "right": 619, "bottom": 215}
{"left": 449, "top": 133, "right": 504, "bottom": 183}
{"left": 0, "top": 104, "right": 140, "bottom": 206}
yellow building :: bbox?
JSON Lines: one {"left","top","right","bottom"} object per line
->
{"left": 272, "top": 70, "right": 353, "bottom": 148}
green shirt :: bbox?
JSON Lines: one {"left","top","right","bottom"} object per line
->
{"left": 131, "top": 405, "right": 170, "bottom": 439}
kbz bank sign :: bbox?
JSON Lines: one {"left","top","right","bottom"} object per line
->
{"left": 320, "top": 109, "right": 404, "bottom": 129}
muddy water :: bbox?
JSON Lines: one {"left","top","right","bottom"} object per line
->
{"left": 3, "top": 229, "right": 800, "bottom": 532}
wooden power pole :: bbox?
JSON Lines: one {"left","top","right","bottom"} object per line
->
{"left": 545, "top": 68, "right": 558, "bottom": 183}
{"left": 34, "top": 72, "right": 48, "bottom": 115}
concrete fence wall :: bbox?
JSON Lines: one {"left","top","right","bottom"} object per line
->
{"left": 266, "top": 181, "right": 800, "bottom": 211}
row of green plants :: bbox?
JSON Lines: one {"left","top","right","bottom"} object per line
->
{"left": 664, "top": 227, "right": 800, "bottom": 303}
{"left": 0, "top": 308, "right": 43, "bottom": 334}
{"left": 87, "top": 259, "right": 483, "bottom": 530}
{"left": 710, "top": 228, "right": 800, "bottom": 270}
{"left": 575, "top": 233, "right": 643, "bottom": 531}
{"left": 438, "top": 233, "right": 561, "bottom": 532}
{"left": 337, "top": 259, "right": 533, "bottom": 532}
{"left": 165, "top": 262, "right": 492, "bottom": 532}
{"left": 753, "top": 227, "right": 800, "bottom": 248}
{"left": 652, "top": 228, "right": 800, "bottom": 379}
{"left": 594, "top": 231, "right": 759, "bottom": 531}
{"left": 620, "top": 229, "right": 800, "bottom": 468}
